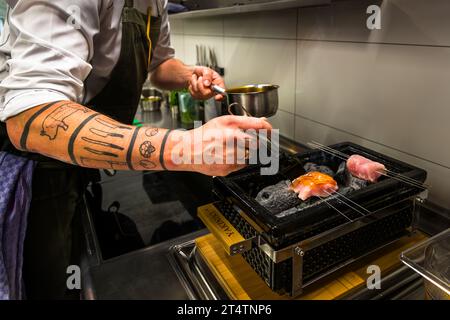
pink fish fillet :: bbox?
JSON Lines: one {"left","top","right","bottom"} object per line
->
{"left": 346, "top": 155, "right": 386, "bottom": 183}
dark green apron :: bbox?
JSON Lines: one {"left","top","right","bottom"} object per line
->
{"left": 14, "top": 0, "right": 162, "bottom": 299}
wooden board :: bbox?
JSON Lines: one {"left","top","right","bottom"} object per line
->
{"left": 195, "top": 232, "right": 427, "bottom": 300}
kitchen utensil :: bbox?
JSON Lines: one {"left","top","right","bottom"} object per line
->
{"left": 401, "top": 228, "right": 450, "bottom": 300}
{"left": 211, "top": 84, "right": 279, "bottom": 118}
{"left": 141, "top": 96, "right": 162, "bottom": 112}
{"left": 141, "top": 87, "right": 162, "bottom": 99}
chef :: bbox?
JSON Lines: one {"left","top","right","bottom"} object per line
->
{"left": 0, "top": 0, "right": 271, "bottom": 299}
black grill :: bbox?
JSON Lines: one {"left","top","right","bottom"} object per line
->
{"left": 211, "top": 142, "right": 426, "bottom": 296}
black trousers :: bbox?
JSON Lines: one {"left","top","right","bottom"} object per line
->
{"left": 22, "top": 165, "right": 91, "bottom": 299}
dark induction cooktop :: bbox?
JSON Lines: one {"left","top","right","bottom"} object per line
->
{"left": 85, "top": 170, "right": 213, "bottom": 260}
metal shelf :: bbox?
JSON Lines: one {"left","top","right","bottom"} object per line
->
{"left": 169, "top": 0, "right": 330, "bottom": 20}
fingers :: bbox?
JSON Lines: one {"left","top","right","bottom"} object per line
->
{"left": 193, "top": 66, "right": 212, "bottom": 87}
{"left": 197, "top": 76, "right": 213, "bottom": 98}
{"left": 190, "top": 73, "right": 198, "bottom": 92}
{"left": 211, "top": 70, "right": 225, "bottom": 88}
{"left": 202, "top": 68, "right": 212, "bottom": 86}
{"left": 192, "top": 66, "right": 226, "bottom": 100}
{"left": 222, "top": 115, "right": 273, "bottom": 131}
{"left": 211, "top": 70, "right": 226, "bottom": 100}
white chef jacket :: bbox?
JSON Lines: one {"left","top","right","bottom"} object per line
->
{"left": 0, "top": 0, "right": 175, "bottom": 121}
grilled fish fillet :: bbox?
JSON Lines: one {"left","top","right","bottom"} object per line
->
{"left": 290, "top": 171, "right": 339, "bottom": 201}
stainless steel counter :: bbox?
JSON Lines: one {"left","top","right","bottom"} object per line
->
{"left": 82, "top": 230, "right": 208, "bottom": 300}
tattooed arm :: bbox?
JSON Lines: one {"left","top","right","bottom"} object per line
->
{"left": 5, "top": 100, "right": 272, "bottom": 175}
{"left": 5, "top": 101, "right": 174, "bottom": 171}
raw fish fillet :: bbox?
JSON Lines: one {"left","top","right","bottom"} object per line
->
{"left": 346, "top": 155, "right": 386, "bottom": 183}
{"left": 290, "top": 171, "right": 339, "bottom": 201}
{"left": 256, "top": 180, "right": 301, "bottom": 214}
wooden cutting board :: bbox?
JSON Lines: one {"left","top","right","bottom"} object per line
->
{"left": 195, "top": 232, "right": 427, "bottom": 300}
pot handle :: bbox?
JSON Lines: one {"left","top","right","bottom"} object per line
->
{"left": 228, "top": 102, "right": 252, "bottom": 117}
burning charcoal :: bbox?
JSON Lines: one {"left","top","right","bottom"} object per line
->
{"left": 346, "top": 170, "right": 368, "bottom": 190}
{"left": 336, "top": 162, "right": 368, "bottom": 190}
{"left": 256, "top": 180, "right": 301, "bottom": 214}
{"left": 303, "top": 162, "right": 335, "bottom": 177}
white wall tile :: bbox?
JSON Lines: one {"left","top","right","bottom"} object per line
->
{"left": 268, "top": 110, "right": 295, "bottom": 139}
{"left": 170, "top": 34, "right": 185, "bottom": 61}
{"left": 295, "top": 115, "right": 450, "bottom": 209}
{"left": 224, "top": 9, "right": 297, "bottom": 39}
{"left": 169, "top": 17, "right": 184, "bottom": 35}
{"left": 298, "top": 0, "right": 450, "bottom": 46}
{"left": 224, "top": 37, "right": 296, "bottom": 114}
{"left": 184, "top": 17, "right": 224, "bottom": 36}
{"left": 183, "top": 35, "right": 224, "bottom": 67}
{"left": 296, "top": 40, "right": 450, "bottom": 168}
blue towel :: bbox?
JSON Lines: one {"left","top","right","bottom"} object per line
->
{"left": 0, "top": 152, "right": 35, "bottom": 300}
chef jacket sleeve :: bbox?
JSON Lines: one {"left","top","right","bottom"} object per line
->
{"left": 148, "top": 0, "right": 175, "bottom": 73}
{"left": 0, "top": 0, "right": 98, "bottom": 121}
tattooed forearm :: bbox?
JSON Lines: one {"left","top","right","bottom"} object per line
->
{"left": 19, "top": 101, "right": 60, "bottom": 150}
{"left": 84, "top": 147, "right": 119, "bottom": 158}
{"left": 140, "top": 160, "right": 157, "bottom": 169}
{"left": 95, "top": 118, "right": 132, "bottom": 130}
{"left": 145, "top": 128, "right": 158, "bottom": 137}
{"left": 126, "top": 127, "right": 141, "bottom": 170}
{"left": 81, "top": 137, "right": 125, "bottom": 150}
{"left": 40, "top": 103, "right": 89, "bottom": 140}
{"left": 139, "top": 141, "right": 156, "bottom": 158}
{"left": 5, "top": 100, "right": 176, "bottom": 171}
{"left": 68, "top": 112, "right": 100, "bottom": 165}
{"left": 90, "top": 128, "right": 124, "bottom": 138}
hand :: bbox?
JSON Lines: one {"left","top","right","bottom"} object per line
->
{"left": 188, "top": 66, "right": 225, "bottom": 101}
{"left": 167, "top": 115, "right": 272, "bottom": 176}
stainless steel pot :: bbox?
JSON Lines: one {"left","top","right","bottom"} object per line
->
{"left": 212, "top": 84, "right": 279, "bottom": 117}
{"left": 140, "top": 96, "right": 162, "bottom": 112}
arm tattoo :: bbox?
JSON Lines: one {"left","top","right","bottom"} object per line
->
{"left": 40, "top": 103, "right": 89, "bottom": 140}
{"left": 81, "top": 137, "right": 124, "bottom": 150}
{"left": 139, "top": 141, "right": 156, "bottom": 158}
{"left": 145, "top": 128, "right": 158, "bottom": 137}
{"left": 140, "top": 160, "right": 157, "bottom": 169}
{"left": 95, "top": 118, "right": 132, "bottom": 130}
{"left": 126, "top": 126, "right": 141, "bottom": 170}
{"left": 90, "top": 128, "right": 124, "bottom": 138}
{"left": 16, "top": 101, "right": 167, "bottom": 171}
{"left": 68, "top": 113, "right": 100, "bottom": 165}
{"left": 159, "top": 130, "right": 172, "bottom": 171}
{"left": 80, "top": 157, "right": 127, "bottom": 169}
{"left": 19, "top": 101, "right": 60, "bottom": 150}
{"left": 84, "top": 147, "right": 119, "bottom": 158}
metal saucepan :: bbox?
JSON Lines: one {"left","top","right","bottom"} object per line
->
{"left": 211, "top": 84, "right": 279, "bottom": 117}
